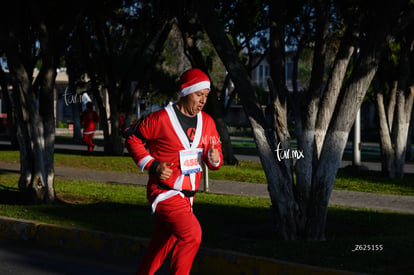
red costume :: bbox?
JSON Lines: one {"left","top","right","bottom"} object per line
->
{"left": 125, "top": 69, "right": 223, "bottom": 275}
{"left": 81, "top": 102, "right": 99, "bottom": 151}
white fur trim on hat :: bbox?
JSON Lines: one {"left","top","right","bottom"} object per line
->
{"left": 179, "top": 81, "right": 210, "bottom": 97}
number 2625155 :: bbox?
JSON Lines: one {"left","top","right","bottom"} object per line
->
{"left": 351, "top": 244, "right": 383, "bottom": 252}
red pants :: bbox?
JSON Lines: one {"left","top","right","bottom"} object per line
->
{"left": 137, "top": 195, "right": 202, "bottom": 275}
{"left": 83, "top": 133, "right": 95, "bottom": 151}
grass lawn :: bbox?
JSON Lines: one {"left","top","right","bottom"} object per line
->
{"left": 0, "top": 148, "right": 414, "bottom": 274}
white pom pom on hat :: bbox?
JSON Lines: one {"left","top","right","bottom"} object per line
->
{"left": 179, "top": 68, "right": 210, "bottom": 97}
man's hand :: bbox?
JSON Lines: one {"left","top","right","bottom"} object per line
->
{"left": 156, "top": 162, "right": 173, "bottom": 180}
{"left": 209, "top": 140, "right": 220, "bottom": 163}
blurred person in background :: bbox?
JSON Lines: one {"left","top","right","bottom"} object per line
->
{"left": 81, "top": 101, "right": 99, "bottom": 151}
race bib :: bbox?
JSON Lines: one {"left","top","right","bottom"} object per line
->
{"left": 179, "top": 148, "right": 203, "bottom": 175}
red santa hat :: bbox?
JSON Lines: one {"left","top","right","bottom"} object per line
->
{"left": 179, "top": 68, "right": 210, "bottom": 97}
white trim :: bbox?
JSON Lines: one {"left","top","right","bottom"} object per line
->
{"left": 151, "top": 190, "right": 184, "bottom": 213}
{"left": 165, "top": 103, "right": 190, "bottom": 149}
{"left": 165, "top": 102, "right": 203, "bottom": 150}
{"left": 190, "top": 173, "right": 196, "bottom": 191}
{"left": 179, "top": 81, "right": 210, "bottom": 97}
{"left": 83, "top": 130, "right": 96, "bottom": 134}
{"left": 173, "top": 174, "right": 185, "bottom": 190}
{"left": 138, "top": 155, "right": 154, "bottom": 171}
{"left": 165, "top": 102, "right": 203, "bottom": 191}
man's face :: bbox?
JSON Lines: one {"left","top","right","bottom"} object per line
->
{"left": 181, "top": 88, "right": 210, "bottom": 116}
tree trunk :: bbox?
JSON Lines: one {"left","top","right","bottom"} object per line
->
{"left": 36, "top": 67, "right": 57, "bottom": 203}
{"left": 376, "top": 89, "right": 396, "bottom": 177}
{"left": 309, "top": 20, "right": 389, "bottom": 238}
{"left": 394, "top": 90, "right": 409, "bottom": 178}
{"left": 393, "top": 29, "right": 414, "bottom": 177}
{"left": 92, "top": 83, "right": 110, "bottom": 152}
{"left": 406, "top": 107, "right": 414, "bottom": 161}
{"left": 294, "top": 0, "right": 330, "bottom": 237}
{"left": 314, "top": 23, "right": 359, "bottom": 157}
{"left": 6, "top": 24, "right": 59, "bottom": 203}
{"left": 72, "top": 102, "right": 83, "bottom": 142}
{"left": 198, "top": 0, "right": 406, "bottom": 240}
{"left": 375, "top": 28, "right": 414, "bottom": 178}
{"left": 107, "top": 86, "right": 125, "bottom": 156}
{"left": 8, "top": 54, "right": 57, "bottom": 203}
{"left": 198, "top": 1, "right": 297, "bottom": 240}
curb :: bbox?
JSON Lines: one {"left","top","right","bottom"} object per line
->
{"left": 0, "top": 216, "right": 361, "bottom": 275}
{"left": 0, "top": 216, "right": 149, "bottom": 258}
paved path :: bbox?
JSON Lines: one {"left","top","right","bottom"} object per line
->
{"left": 1, "top": 161, "right": 413, "bottom": 214}
{"left": 0, "top": 238, "right": 136, "bottom": 275}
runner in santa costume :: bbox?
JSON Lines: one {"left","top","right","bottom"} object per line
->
{"left": 124, "top": 68, "right": 223, "bottom": 275}
{"left": 81, "top": 101, "right": 99, "bottom": 151}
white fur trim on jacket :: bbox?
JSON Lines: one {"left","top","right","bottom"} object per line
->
{"left": 138, "top": 155, "right": 154, "bottom": 171}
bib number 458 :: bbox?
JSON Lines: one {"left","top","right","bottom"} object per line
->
{"left": 184, "top": 158, "right": 199, "bottom": 167}
{"left": 179, "top": 148, "right": 203, "bottom": 175}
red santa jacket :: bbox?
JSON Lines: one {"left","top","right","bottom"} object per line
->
{"left": 125, "top": 103, "right": 223, "bottom": 211}
{"left": 81, "top": 109, "right": 99, "bottom": 134}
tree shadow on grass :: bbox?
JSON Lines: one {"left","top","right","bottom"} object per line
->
{"left": 0, "top": 184, "right": 33, "bottom": 205}
{"left": 196, "top": 200, "right": 414, "bottom": 274}
{"left": 25, "top": 197, "right": 154, "bottom": 237}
